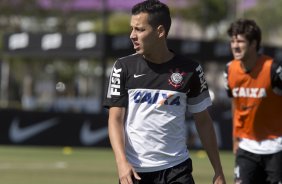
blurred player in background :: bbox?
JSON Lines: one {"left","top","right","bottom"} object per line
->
{"left": 104, "top": 0, "right": 226, "bottom": 184}
{"left": 224, "top": 18, "right": 282, "bottom": 184}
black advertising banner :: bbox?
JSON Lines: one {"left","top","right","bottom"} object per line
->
{"left": 2, "top": 32, "right": 234, "bottom": 61}
{"left": 0, "top": 109, "right": 110, "bottom": 147}
{"left": 3, "top": 32, "right": 104, "bottom": 58}
{"left": 4, "top": 32, "right": 282, "bottom": 61}
{"left": 0, "top": 108, "right": 233, "bottom": 150}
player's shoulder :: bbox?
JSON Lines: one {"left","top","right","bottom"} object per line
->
{"left": 116, "top": 53, "right": 141, "bottom": 63}
{"left": 112, "top": 53, "right": 143, "bottom": 70}
{"left": 261, "top": 54, "right": 273, "bottom": 61}
{"left": 173, "top": 54, "right": 201, "bottom": 68}
{"left": 225, "top": 59, "right": 242, "bottom": 74}
{"left": 227, "top": 58, "right": 240, "bottom": 66}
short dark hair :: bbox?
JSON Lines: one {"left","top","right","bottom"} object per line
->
{"left": 227, "top": 18, "right": 261, "bottom": 51}
{"left": 132, "top": 0, "right": 171, "bottom": 37}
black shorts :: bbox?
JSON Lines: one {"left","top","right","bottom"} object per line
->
{"left": 235, "top": 148, "right": 282, "bottom": 184}
{"left": 128, "top": 158, "right": 195, "bottom": 184}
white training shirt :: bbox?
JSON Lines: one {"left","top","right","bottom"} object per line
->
{"left": 104, "top": 53, "right": 212, "bottom": 172}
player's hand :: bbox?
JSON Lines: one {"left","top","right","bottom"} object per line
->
{"left": 233, "top": 138, "right": 239, "bottom": 154}
{"left": 118, "top": 161, "right": 141, "bottom": 184}
{"left": 213, "top": 173, "right": 226, "bottom": 184}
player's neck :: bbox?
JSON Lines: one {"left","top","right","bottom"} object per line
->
{"left": 143, "top": 49, "right": 174, "bottom": 64}
{"left": 241, "top": 53, "right": 259, "bottom": 73}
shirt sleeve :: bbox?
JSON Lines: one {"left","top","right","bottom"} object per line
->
{"left": 186, "top": 63, "right": 212, "bottom": 113}
{"left": 271, "top": 59, "right": 282, "bottom": 95}
{"left": 103, "top": 59, "right": 128, "bottom": 108}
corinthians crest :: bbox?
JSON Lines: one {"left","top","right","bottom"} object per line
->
{"left": 168, "top": 68, "right": 187, "bottom": 88}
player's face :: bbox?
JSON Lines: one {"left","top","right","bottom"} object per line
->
{"left": 230, "top": 34, "right": 255, "bottom": 61}
{"left": 130, "top": 12, "right": 159, "bottom": 56}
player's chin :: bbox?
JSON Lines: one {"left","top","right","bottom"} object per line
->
{"left": 135, "top": 48, "right": 144, "bottom": 55}
{"left": 233, "top": 53, "right": 243, "bottom": 60}
{"left": 234, "top": 56, "right": 242, "bottom": 60}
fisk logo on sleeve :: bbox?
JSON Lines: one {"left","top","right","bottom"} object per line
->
{"left": 276, "top": 66, "right": 282, "bottom": 80}
{"left": 196, "top": 65, "right": 208, "bottom": 93}
{"left": 110, "top": 67, "right": 122, "bottom": 96}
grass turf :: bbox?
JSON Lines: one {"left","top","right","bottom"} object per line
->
{"left": 0, "top": 146, "right": 234, "bottom": 184}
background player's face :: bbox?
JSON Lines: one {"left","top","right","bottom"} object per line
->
{"left": 230, "top": 34, "right": 255, "bottom": 62}
{"left": 130, "top": 12, "right": 159, "bottom": 56}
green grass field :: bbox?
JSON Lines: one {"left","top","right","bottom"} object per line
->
{"left": 0, "top": 146, "right": 234, "bottom": 184}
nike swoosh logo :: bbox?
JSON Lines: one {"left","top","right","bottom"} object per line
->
{"left": 9, "top": 118, "right": 58, "bottom": 143}
{"left": 80, "top": 121, "right": 108, "bottom": 146}
{"left": 134, "top": 74, "right": 146, "bottom": 78}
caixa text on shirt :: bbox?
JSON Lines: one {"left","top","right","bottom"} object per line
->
{"left": 232, "top": 87, "right": 267, "bottom": 98}
{"left": 110, "top": 67, "right": 122, "bottom": 96}
{"left": 133, "top": 91, "right": 180, "bottom": 106}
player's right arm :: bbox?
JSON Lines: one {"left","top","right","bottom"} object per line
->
{"left": 108, "top": 106, "right": 141, "bottom": 184}
{"left": 231, "top": 102, "right": 240, "bottom": 155}
{"left": 223, "top": 62, "right": 239, "bottom": 153}
{"left": 105, "top": 59, "right": 141, "bottom": 184}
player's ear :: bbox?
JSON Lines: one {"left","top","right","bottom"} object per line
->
{"left": 250, "top": 40, "right": 257, "bottom": 50}
{"left": 157, "top": 25, "right": 166, "bottom": 38}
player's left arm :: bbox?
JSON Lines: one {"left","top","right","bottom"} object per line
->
{"left": 271, "top": 59, "right": 282, "bottom": 95}
{"left": 193, "top": 110, "right": 226, "bottom": 184}
{"left": 187, "top": 62, "right": 225, "bottom": 183}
